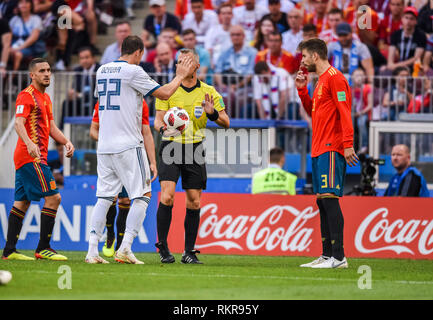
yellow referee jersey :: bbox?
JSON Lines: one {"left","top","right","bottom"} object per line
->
{"left": 156, "top": 80, "right": 225, "bottom": 144}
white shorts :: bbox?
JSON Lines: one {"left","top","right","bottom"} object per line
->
{"left": 96, "top": 147, "right": 151, "bottom": 199}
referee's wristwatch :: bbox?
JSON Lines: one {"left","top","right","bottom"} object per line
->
{"left": 159, "top": 125, "right": 167, "bottom": 136}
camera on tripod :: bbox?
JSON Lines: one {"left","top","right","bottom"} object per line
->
{"left": 347, "top": 154, "right": 385, "bottom": 196}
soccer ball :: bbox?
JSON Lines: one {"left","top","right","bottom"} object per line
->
{"left": 0, "top": 270, "right": 12, "bottom": 285}
{"left": 163, "top": 107, "right": 190, "bottom": 136}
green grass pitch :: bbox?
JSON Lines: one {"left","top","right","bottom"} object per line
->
{"left": 1, "top": 251, "right": 432, "bottom": 300}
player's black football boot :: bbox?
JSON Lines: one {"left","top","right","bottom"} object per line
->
{"left": 181, "top": 250, "right": 203, "bottom": 264}
{"left": 155, "top": 241, "right": 175, "bottom": 263}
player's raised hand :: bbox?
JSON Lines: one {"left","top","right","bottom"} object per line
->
{"left": 64, "top": 141, "right": 75, "bottom": 158}
{"left": 344, "top": 147, "right": 359, "bottom": 167}
{"left": 175, "top": 56, "right": 194, "bottom": 79}
{"left": 295, "top": 67, "right": 308, "bottom": 89}
{"left": 202, "top": 93, "right": 214, "bottom": 114}
{"left": 26, "top": 141, "right": 41, "bottom": 159}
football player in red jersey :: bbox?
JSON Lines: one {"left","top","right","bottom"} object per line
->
{"left": 295, "top": 39, "right": 358, "bottom": 269}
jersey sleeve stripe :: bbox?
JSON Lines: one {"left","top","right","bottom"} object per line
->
{"left": 144, "top": 84, "right": 161, "bottom": 98}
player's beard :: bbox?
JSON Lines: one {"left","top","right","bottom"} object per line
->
{"left": 306, "top": 63, "right": 316, "bottom": 73}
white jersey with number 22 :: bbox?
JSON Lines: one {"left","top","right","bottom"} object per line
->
{"left": 95, "top": 60, "right": 160, "bottom": 154}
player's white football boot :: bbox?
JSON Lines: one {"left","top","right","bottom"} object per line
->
{"left": 311, "top": 257, "right": 348, "bottom": 269}
{"left": 114, "top": 249, "right": 144, "bottom": 264}
{"left": 300, "top": 255, "right": 330, "bottom": 268}
{"left": 85, "top": 255, "right": 109, "bottom": 264}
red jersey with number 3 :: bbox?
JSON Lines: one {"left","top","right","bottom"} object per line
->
{"left": 92, "top": 100, "right": 149, "bottom": 125}
{"left": 297, "top": 66, "right": 354, "bottom": 158}
{"left": 14, "top": 85, "right": 53, "bottom": 170}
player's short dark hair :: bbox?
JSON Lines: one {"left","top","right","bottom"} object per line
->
{"left": 254, "top": 61, "right": 270, "bottom": 74}
{"left": 29, "top": 58, "right": 49, "bottom": 71}
{"left": 182, "top": 28, "right": 196, "bottom": 37}
{"left": 328, "top": 7, "right": 343, "bottom": 17}
{"left": 302, "top": 23, "right": 317, "bottom": 33}
{"left": 298, "top": 38, "right": 328, "bottom": 60}
{"left": 191, "top": 0, "right": 204, "bottom": 3}
{"left": 121, "top": 35, "right": 144, "bottom": 56}
{"left": 270, "top": 147, "right": 285, "bottom": 163}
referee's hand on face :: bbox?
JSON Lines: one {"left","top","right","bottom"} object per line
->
{"left": 175, "top": 56, "right": 194, "bottom": 79}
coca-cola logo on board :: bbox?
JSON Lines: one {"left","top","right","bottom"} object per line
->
{"left": 196, "top": 204, "right": 319, "bottom": 252}
{"left": 355, "top": 208, "right": 433, "bottom": 255}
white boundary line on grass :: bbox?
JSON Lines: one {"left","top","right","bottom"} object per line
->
{"left": 13, "top": 270, "right": 433, "bottom": 285}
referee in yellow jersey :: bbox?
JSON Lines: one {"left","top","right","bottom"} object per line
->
{"left": 154, "top": 48, "right": 230, "bottom": 264}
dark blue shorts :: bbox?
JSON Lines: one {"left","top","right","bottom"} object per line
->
{"left": 15, "top": 162, "right": 59, "bottom": 202}
{"left": 312, "top": 151, "right": 346, "bottom": 197}
{"left": 118, "top": 186, "right": 129, "bottom": 199}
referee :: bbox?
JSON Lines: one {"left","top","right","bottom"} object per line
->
{"left": 154, "top": 48, "right": 230, "bottom": 264}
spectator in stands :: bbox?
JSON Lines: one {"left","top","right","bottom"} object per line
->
{"left": 9, "top": 0, "right": 45, "bottom": 70}
{"left": 344, "top": 0, "right": 380, "bottom": 46}
{"left": 302, "top": 23, "right": 317, "bottom": 41}
{"left": 318, "top": 8, "right": 349, "bottom": 45}
{"left": 0, "top": 17, "right": 11, "bottom": 75}
{"left": 417, "top": 0, "right": 433, "bottom": 36}
{"left": 204, "top": 2, "right": 233, "bottom": 70}
{"left": 407, "top": 75, "right": 433, "bottom": 113}
{"left": 252, "top": 146, "right": 297, "bottom": 195}
{"left": 175, "top": 0, "right": 213, "bottom": 21}
{"left": 178, "top": 29, "right": 210, "bottom": 81}
{"left": 352, "top": 68, "right": 373, "bottom": 153}
{"left": 252, "top": 16, "right": 276, "bottom": 51}
{"left": 257, "top": 0, "right": 293, "bottom": 13}
{"left": 256, "top": 31, "right": 297, "bottom": 74}
{"left": 214, "top": 25, "right": 257, "bottom": 85}
{"left": 328, "top": 22, "right": 374, "bottom": 84}
{"left": 384, "top": 144, "right": 430, "bottom": 197}
{"left": 1, "top": 1, "right": 18, "bottom": 22}
{"left": 182, "top": 0, "right": 218, "bottom": 47}
{"left": 144, "top": 0, "right": 182, "bottom": 43}
{"left": 377, "top": 0, "right": 404, "bottom": 59}
{"left": 145, "top": 27, "right": 178, "bottom": 65}
{"left": 232, "top": 0, "right": 268, "bottom": 42}
{"left": 253, "top": 61, "right": 293, "bottom": 119}
{"left": 381, "top": 66, "right": 412, "bottom": 121}
{"left": 306, "top": 0, "right": 329, "bottom": 35}
{"left": 282, "top": 7, "right": 303, "bottom": 56}
{"left": 385, "top": 7, "right": 426, "bottom": 73}
{"left": 154, "top": 42, "right": 176, "bottom": 83}
{"left": 101, "top": 20, "right": 135, "bottom": 65}
{"left": 261, "top": 0, "right": 290, "bottom": 34}
{"left": 61, "top": 46, "right": 100, "bottom": 128}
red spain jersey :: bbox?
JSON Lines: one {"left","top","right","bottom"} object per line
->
{"left": 92, "top": 100, "right": 149, "bottom": 125}
{"left": 297, "top": 66, "right": 354, "bottom": 158}
{"left": 14, "top": 85, "right": 53, "bottom": 170}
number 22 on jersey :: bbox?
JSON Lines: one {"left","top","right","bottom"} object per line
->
{"left": 98, "top": 78, "right": 121, "bottom": 111}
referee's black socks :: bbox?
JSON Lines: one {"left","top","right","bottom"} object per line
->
{"left": 184, "top": 208, "right": 200, "bottom": 252}
{"left": 320, "top": 197, "right": 345, "bottom": 261}
{"left": 316, "top": 199, "right": 332, "bottom": 258}
{"left": 157, "top": 202, "right": 173, "bottom": 245}
{"left": 106, "top": 201, "right": 117, "bottom": 241}
{"left": 115, "top": 203, "right": 130, "bottom": 251}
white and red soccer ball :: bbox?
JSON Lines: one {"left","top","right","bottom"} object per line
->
{"left": 163, "top": 107, "right": 190, "bottom": 134}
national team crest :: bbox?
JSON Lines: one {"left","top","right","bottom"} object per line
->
{"left": 194, "top": 106, "right": 203, "bottom": 119}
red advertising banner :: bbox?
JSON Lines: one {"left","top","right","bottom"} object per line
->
{"left": 166, "top": 193, "right": 433, "bottom": 260}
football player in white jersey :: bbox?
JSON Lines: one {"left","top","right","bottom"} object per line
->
{"left": 85, "top": 35, "right": 195, "bottom": 264}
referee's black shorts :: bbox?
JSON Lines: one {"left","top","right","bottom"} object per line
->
{"left": 158, "top": 141, "right": 207, "bottom": 190}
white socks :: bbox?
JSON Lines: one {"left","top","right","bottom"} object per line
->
{"left": 119, "top": 197, "right": 150, "bottom": 252}
{"left": 88, "top": 198, "right": 113, "bottom": 257}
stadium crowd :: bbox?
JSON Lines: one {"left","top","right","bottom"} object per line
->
{"left": 2, "top": 0, "right": 433, "bottom": 152}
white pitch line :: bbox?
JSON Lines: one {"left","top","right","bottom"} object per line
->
{"left": 11, "top": 270, "right": 433, "bottom": 285}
